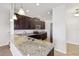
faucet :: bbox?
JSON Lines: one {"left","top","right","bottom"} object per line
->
{"left": 23, "top": 31, "right": 27, "bottom": 36}
{"left": 22, "top": 31, "right": 27, "bottom": 39}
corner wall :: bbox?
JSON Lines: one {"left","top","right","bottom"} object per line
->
{"left": 66, "top": 4, "right": 79, "bottom": 45}
{"left": 53, "top": 5, "right": 67, "bottom": 53}
{"left": 0, "top": 4, "right": 10, "bottom": 46}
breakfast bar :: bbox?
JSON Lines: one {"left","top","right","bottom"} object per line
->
{"left": 10, "top": 35, "right": 54, "bottom": 56}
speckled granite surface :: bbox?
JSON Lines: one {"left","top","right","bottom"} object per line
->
{"left": 14, "top": 35, "right": 54, "bottom": 56}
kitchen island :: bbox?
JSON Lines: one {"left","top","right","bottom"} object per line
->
{"left": 10, "top": 35, "right": 54, "bottom": 56}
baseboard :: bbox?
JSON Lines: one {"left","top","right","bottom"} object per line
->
{"left": 0, "top": 42, "right": 9, "bottom": 47}
{"left": 67, "top": 41, "right": 79, "bottom": 45}
{"left": 55, "top": 48, "right": 66, "bottom": 54}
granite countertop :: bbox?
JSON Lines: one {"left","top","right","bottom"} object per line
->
{"left": 14, "top": 35, "right": 54, "bottom": 56}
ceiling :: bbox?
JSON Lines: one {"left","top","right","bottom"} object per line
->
{"left": 0, "top": 3, "right": 79, "bottom": 21}
{"left": 14, "top": 3, "right": 66, "bottom": 21}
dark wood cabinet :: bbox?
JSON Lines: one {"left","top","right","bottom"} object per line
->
{"left": 28, "top": 31, "right": 47, "bottom": 40}
{"left": 14, "top": 13, "right": 45, "bottom": 30}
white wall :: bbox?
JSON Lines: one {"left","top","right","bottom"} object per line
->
{"left": 66, "top": 4, "right": 79, "bottom": 45}
{"left": 0, "top": 4, "right": 10, "bottom": 46}
{"left": 53, "top": 4, "right": 79, "bottom": 54}
{"left": 53, "top": 5, "right": 67, "bottom": 53}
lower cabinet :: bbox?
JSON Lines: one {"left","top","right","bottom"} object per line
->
{"left": 47, "top": 48, "right": 54, "bottom": 56}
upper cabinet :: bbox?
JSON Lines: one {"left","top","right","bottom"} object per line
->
{"left": 14, "top": 13, "right": 45, "bottom": 30}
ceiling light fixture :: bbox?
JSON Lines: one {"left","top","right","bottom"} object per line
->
{"left": 18, "top": 4, "right": 25, "bottom": 15}
{"left": 48, "top": 12, "right": 50, "bottom": 14}
{"left": 26, "top": 10, "right": 30, "bottom": 13}
{"left": 18, "top": 8, "right": 25, "bottom": 15}
{"left": 36, "top": 3, "right": 40, "bottom": 6}
{"left": 74, "top": 9, "right": 79, "bottom": 16}
{"left": 74, "top": 13, "right": 79, "bottom": 16}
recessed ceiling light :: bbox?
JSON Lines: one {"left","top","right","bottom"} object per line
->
{"left": 48, "top": 12, "right": 50, "bottom": 14}
{"left": 36, "top": 3, "right": 40, "bottom": 6}
{"left": 26, "top": 10, "right": 30, "bottom": 13}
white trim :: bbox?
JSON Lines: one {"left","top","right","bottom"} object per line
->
{"left": 10, "top": 42, "right": 23, "bottom": 56}
{"left": 55, "top": 48, "right": 66, "bottom": 54}
{"left": 0, "top": 42, "right": 9, "bottom": 47}
{"left": 67, "top": 41, "right": 79, "bottom": 45}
